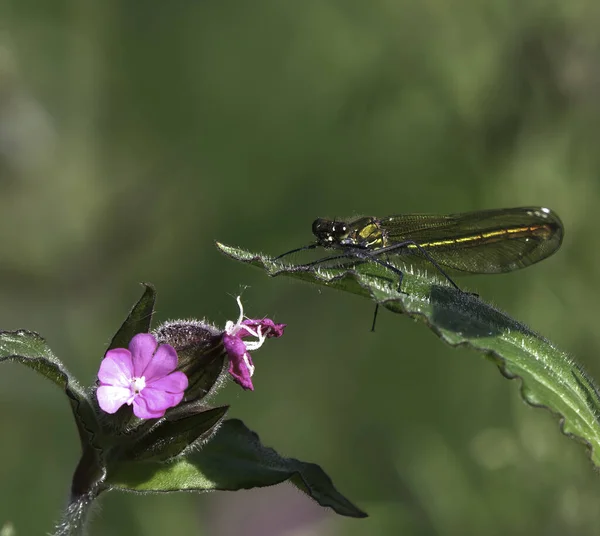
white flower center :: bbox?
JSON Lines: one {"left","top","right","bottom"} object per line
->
{"left": 224, "top": 296, "right": 246, "bottom": 336}
{"left": 225, "top": 296, "right": 269, "bottom": 349}
{"left": 243, "top": 325, "right": 266, "bottom": 352}
{"left": 126, "top": 375, "right": 146, "bottom": 405}
{"left": 243, "top": 353, "right": 255, "bottom": 376}
{"left": 131, "top": 376, "right": 146, "bottom": 393}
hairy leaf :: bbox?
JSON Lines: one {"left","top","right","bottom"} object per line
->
{"left": 216, "top": 242, "right": 600, "bottom": 467}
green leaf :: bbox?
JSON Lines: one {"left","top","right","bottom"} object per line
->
{"left": 107, "top": 283, "right": 156, "bottom": 351}
{"left": 107, "top": 418, "right": 367, "bottom": 518}
{"left": 112, "top": 405, "right": 229, "bottom": 463}
{"left": 216, "top": 242, "right": 600, "bottom": 467}
{"left": 0, "top": 330, "right": 100, "bottom": 451}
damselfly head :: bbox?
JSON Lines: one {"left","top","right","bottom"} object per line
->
{"left": 312, "top": 218, "right": 349, "bottom": 246}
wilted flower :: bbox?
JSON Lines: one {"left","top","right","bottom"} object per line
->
{"left": 223, "top": 296, "right": 286, "bottom": 390}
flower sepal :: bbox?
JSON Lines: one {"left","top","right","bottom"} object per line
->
{"left": 107, "top": 404, "right": 229, "bottom": 465}
{"left": 153, "top": 319, "right": 228, "bottom": 403}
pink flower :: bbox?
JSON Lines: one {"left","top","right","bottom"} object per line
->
{"left": 223, "top": 296, "right": 286, "bottom": 391}
{"left": 96, "top": 333, "right": 188, "bottom": 419}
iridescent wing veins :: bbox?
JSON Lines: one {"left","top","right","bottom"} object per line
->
{"left": 372, "top": 207, "right": 563, "bottom": 274}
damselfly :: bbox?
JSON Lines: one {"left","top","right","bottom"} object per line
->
{"left": 275, "top": 207, "right": 563, "bottom": 328}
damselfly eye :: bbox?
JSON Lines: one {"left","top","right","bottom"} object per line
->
{"left": 312, "top": 218, "right": 338, "bottom": 244}
{"left": 311, "top": 218, "right": 327, "bottom": 236}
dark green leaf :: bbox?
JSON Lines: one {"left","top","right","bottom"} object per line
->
{"left": 0, "top": 330, "right": 100, "bottom": 451}
{"left": 107, "top": 418, "right": 366, "bottom": 518}
{"left": 108, "top": 283, "right": 156, "bottom": 351}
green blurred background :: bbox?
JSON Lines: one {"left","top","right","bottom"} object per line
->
{"left": 1, "top": 0, "right": 600, "bottom": 534}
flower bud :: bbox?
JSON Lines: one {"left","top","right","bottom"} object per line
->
{"left": 154, "top": 320, "right": 227, "bottom": 402}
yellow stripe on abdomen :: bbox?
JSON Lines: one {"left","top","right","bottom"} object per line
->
{"left": 406, "top": 224, "right": 553, "bottom": 250}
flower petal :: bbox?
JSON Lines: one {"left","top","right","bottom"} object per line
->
{"left": 129, "top": 333, "right": 158, "bottom": 378}
{"left": 241, "top": 319, "right": 286, "bottom": 338}
{"left": 143, "top": 343, "right": 178, "bottom": 383}
{"left": 224, "top": 333, "right": 255, "bottom": 390}
{"left": 96, "top": 385, "right": 131, "bottom": 413}
{"left": 228, "top": 354, "right": 254, "bottom": 390}
{"left": 147, "top": 371, "right": 188, "bottom": 393}
{"left": 132, "top": 395, "right": 168, "bottom": 419}
{"left": 223, "top": 333, "right": 247, "bottom": 358}
{"left": 98, "top": 348, "right": 133, "bottom": 387}
{"left": 142, "top": 387, "right": 185, "bottom": 412}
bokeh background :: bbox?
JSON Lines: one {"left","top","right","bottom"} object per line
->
{"left": 1, "top": 1, "right": 600, "bottom": 534}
